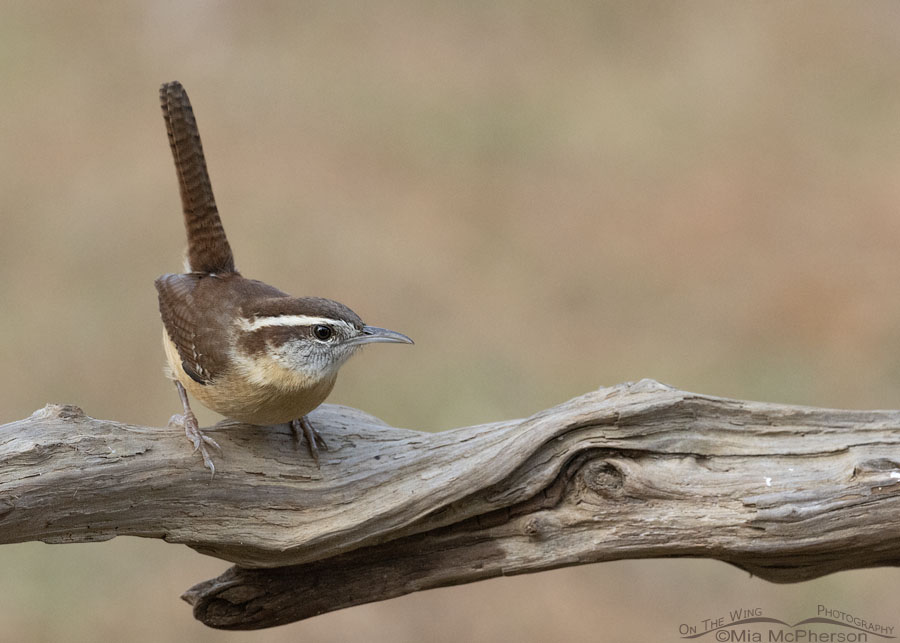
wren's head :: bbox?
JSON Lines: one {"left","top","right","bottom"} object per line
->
{"left": 234, "top": 296, "right": 413, "bottom": 390}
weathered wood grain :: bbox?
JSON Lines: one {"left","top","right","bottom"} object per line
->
{"left": 2, "top": 379, "right": 900, "bottom": 629}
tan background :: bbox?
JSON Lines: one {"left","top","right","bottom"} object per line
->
{"left": 3, "top": 2, "right": 900, "bottom": 641}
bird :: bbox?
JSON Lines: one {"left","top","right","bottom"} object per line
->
{"left": 155, "top": 81, "right": 413, "bottom": 474}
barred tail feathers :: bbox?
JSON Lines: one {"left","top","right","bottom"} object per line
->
{"left": 160, "top": 81, "right": 235, "bottom": 274}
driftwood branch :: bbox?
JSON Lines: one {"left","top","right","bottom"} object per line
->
{"left": 3, "top": 379, "right": 900, "bottom": 629}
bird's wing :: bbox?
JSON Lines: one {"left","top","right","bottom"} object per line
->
{"left": 155, "top": 273, "right": 232, "bottom": 385}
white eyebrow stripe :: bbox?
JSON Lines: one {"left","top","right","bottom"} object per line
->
{"left": 238, "top": 315, "right": 354, "bottom": 332}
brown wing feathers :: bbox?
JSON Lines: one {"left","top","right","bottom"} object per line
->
{"left": 155, "top": 273, "right": 212, "bottom": 384}
{"left": 160, "top": 81, "right": 235, "bottom": 275}
{"left": 157, "top": 273, "right": 253, "bottom": 385}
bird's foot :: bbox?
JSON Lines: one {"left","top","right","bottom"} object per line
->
{"left": 291, "top": 415, "right": 328, "bottom": 467}
{"left": 169, "top": 410, "right": 220, "bottom": 476}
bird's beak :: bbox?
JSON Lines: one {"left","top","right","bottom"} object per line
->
{"left": 348, "top": 326, "right": 415, "bottom": 346}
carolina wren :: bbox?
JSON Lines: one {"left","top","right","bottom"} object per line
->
{"left": 156, "top": 81, "right": 412, "bottom": 474}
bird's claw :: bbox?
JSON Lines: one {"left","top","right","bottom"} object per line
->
{"left": 291, "top": 416, "right": 328, "bottom": 467}
{"left": 170, "top": 411, "right": 219, "bottom": 476}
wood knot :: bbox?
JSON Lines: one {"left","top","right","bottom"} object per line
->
{"left": 33, "top": 404, "right": 86, "bottom": 420}
{"left": 522, "top": 516, "right": 556, "bottom": 540}
{"left": 579, "top": 460, "right": 625, "bottom": 496}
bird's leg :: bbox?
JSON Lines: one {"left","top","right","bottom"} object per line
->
{"left": 290, "top": 415, "right": 328, "bottom": 467}
{"left": 169, "top": 380, "right": 220, "bottom": 476}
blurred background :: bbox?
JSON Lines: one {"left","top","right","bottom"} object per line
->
{"left": 3, "top": 2, "right": 900, "bottom": 641}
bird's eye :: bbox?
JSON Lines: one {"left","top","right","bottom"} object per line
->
{"left": 313, "top": 325, "right": 333, "bottom": 340}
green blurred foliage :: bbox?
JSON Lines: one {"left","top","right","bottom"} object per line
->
{"left": 3, "top": 2, "right": 900, "bottom": 641}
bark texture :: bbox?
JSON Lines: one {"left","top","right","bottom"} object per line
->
{"left": 2, "top": 379, "right": 900, "bottom": 630}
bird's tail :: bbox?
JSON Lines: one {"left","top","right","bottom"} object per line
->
{"left": 160, "top": 81, "right": 236, "bottom": 274}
